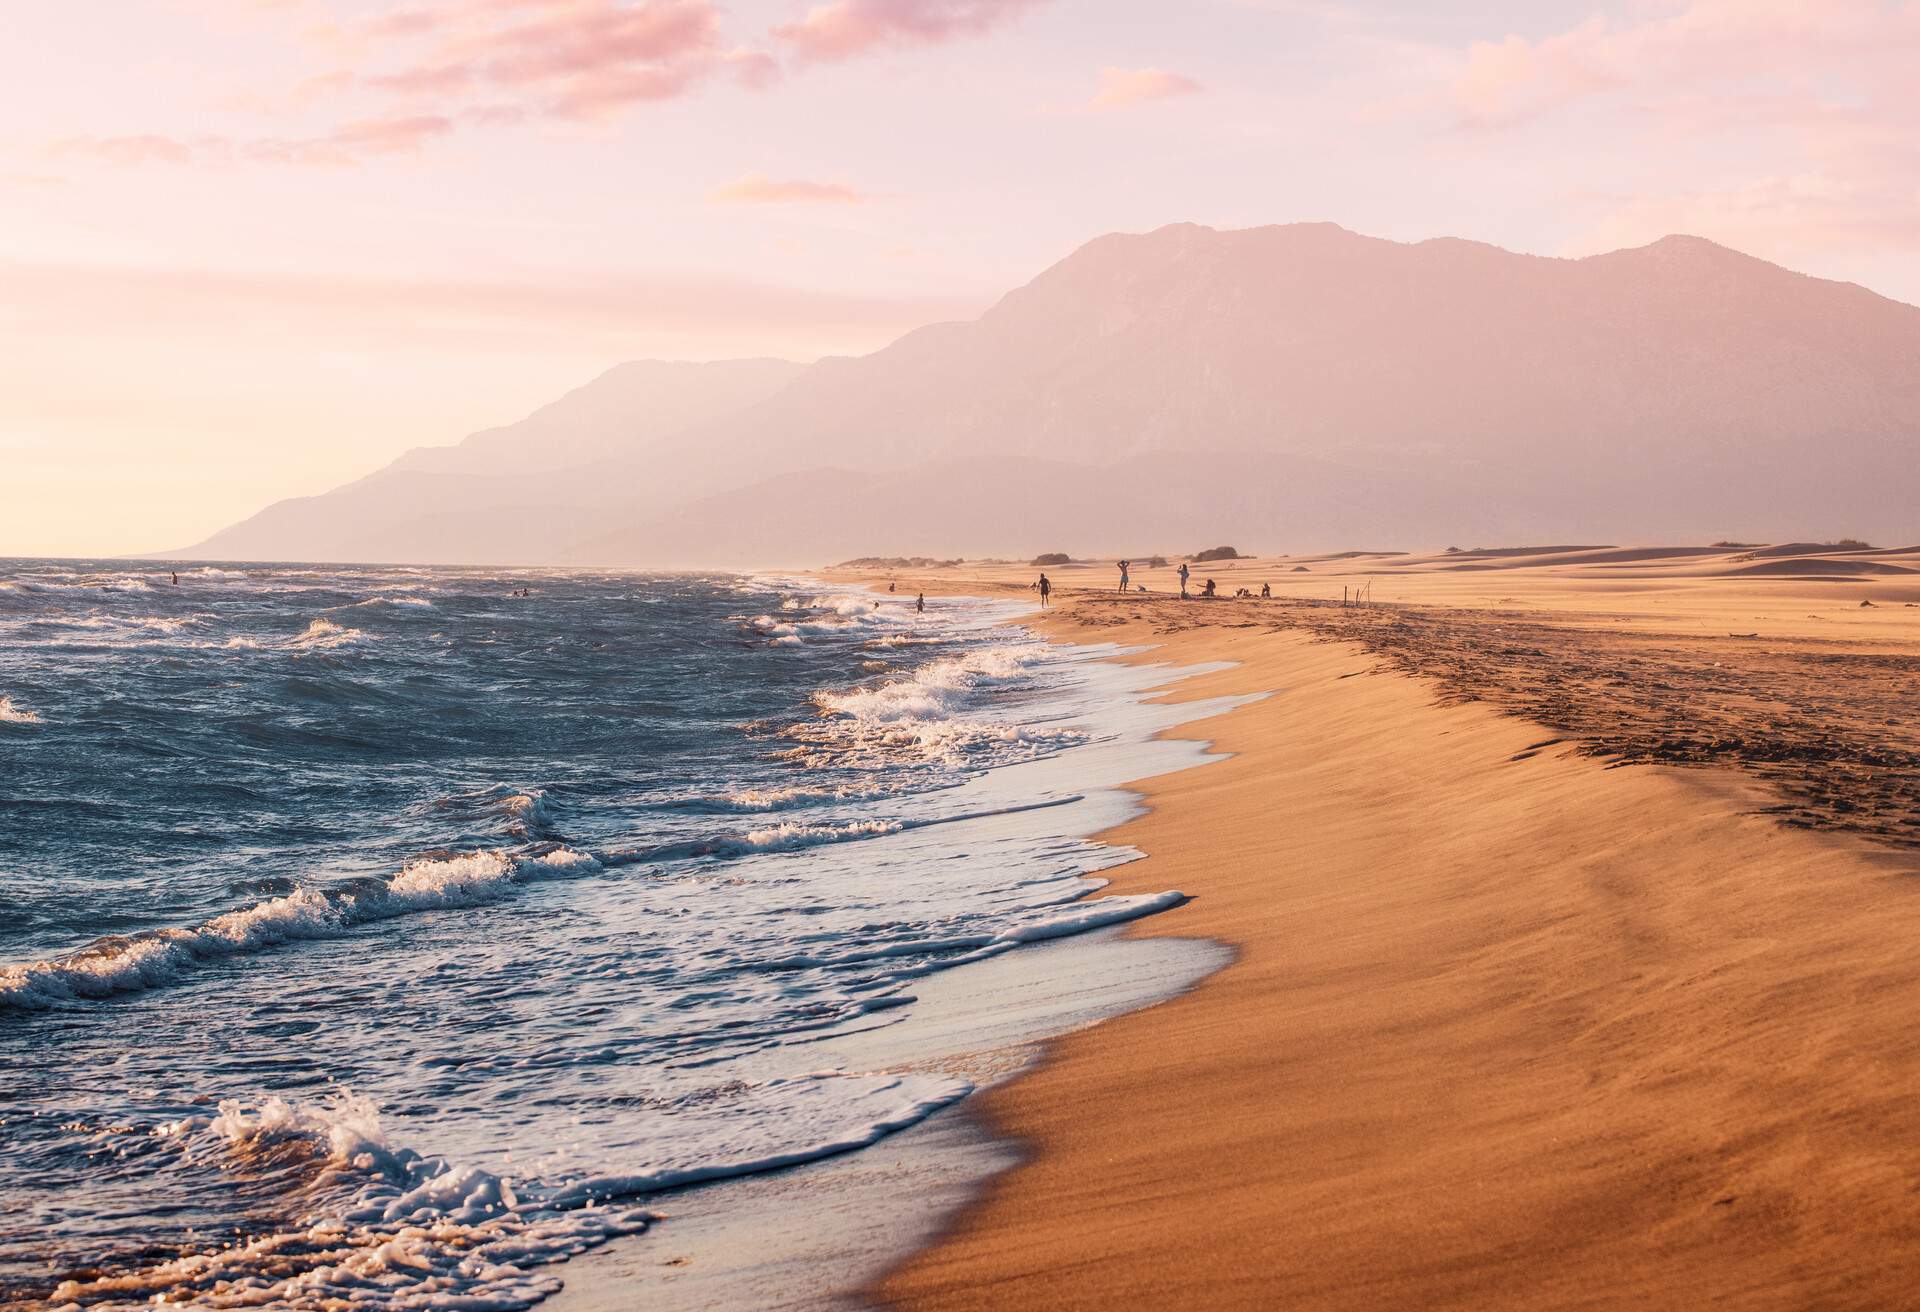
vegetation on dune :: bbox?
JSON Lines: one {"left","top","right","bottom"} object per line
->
{"left": 1190, "top": 546, "right": 1241, "bottom": 562}
{"left": 1032, "top": 552, "right": 1072, "bottom": 566}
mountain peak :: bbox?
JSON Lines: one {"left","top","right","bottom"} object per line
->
{"left": 175, "top": 221, "right": 1920, "bottom": 565}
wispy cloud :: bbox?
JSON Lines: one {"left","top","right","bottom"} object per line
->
{"left": 1420, "top": 1, "right": 1920, "bottom": 263}
{"left": 1088, "top": 66, "right": 1201, "bottom": 111}
{"left": 1440, "top": 1, "right": 1920, "bottom": 131}
{"left": 358, "top": 0, "right": 738, "bottom": 119}
{"left": 775, "top": 0, "right": 1045, "bottom": 62}
{"left": 709, "top": 173, "right": 870, "bottom": 204}
{"left": 52, "top": 115, "right": 454, "bottom": 168}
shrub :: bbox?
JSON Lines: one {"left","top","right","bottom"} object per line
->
{"left": 1144, "top": 555, "right": 1168, "bottom": 568}
{"left": 1032, "top": 552, "right": 1071, "bottom": 566}
{"left": 1190, "top": 546, "right": 1241, "bottom": 562}
{"left": 1825, "top": 538, "right": 1874, "bottom": 551}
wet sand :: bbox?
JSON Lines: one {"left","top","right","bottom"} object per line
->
{"left": 844, "top": 545, "right": 1920, "bottom": 1309}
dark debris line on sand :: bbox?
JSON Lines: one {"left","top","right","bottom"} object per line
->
{"left": 1064, "top": 592, "right": 1920, "bottom": 852}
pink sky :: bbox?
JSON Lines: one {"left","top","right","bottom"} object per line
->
{"left": 4, "top": 0, "right": 1916, "bottom": 556}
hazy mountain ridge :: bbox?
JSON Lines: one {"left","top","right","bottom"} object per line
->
{"left": 175, "top": 223, "right": 1920, "bottom": 565}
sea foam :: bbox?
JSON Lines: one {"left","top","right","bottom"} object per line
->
{"left": 53, "top": 1071, "right": 969, "bottom": 1311}
{"left": 0, "top": 847, "right": 600, "bottom": 1009}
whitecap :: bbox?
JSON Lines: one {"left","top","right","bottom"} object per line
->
{"left": 0, "top": 695, "right": 41, "bottom": 724}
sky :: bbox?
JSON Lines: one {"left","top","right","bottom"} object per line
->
{"left": 3, "top": 0, "right": 1916, "bottom": 557}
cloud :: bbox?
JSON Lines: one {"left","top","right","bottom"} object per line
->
{"left": 709, "top": 173, "right": 870, "bottom": 204}
{"left": 53, "top": 135, "right": 198, "bottom": 166}
{"left": 1442, "top": 1, "right": 1920, "bottom": 130}
{"left": 1088, "top": 66, "right": 1202, "bottom": 111}
{"left": 1427, "top": 2, "right": 1920, "bottom": 273}
{"left": 61, "top": 0, "right": 1039, "bottom": 168}
{"left": 0, "top": 256, "right": 984, "bottom": 361}
{"left": 52, "top": 115, "right": 454, "bottom": 168}
{"left": 775, "top": 0, "right": 1045, "bottom": 61}
{"left": 363, "top": 0, "right": 735, "bottom": 119}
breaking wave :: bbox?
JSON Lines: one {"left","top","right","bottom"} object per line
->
{"left": 0, "top": 848, "right": 598, "bottom": 1010}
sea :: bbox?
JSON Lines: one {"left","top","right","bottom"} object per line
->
{"left": 0, "top": 562, "right": 1236, "bottom": 1309}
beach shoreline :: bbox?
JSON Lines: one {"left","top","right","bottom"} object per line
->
{"left": 840, "top": 555, "right": 1920, "bottom": 1309}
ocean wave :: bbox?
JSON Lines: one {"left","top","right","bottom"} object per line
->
{"left": 0, "top": 848, "right": 599, "bottom": 1010}
{"left": 615, "top": 818, "right": 905, "bottom": 866}
{"left": 338, "top": 594, "right": 435, "bottom": 611}
{"left": 747, "top": 590, "right": 915, "bottom": 646}
{"left": 52, "top": 1091, "right": 654, "bottom": 1312}
{"left": 59, "top": 1069, "right": 967, "bottom": 1311}
{"left": 753, "top": 888, "right": 1188, "bottom": 976}
{"left": 616, "top": 798, "right": 1077, "bottom": 869}
{"left": 0, "top": 695, "right": 41, "bottom": 724}
{"left": 289, "top": 617, "right": 370, "bottom": 649}
{"left": 789, "top": 643, "right": 1086, "bottom": 768}
{"left": 221, "top": 617, "right": 372, "bottom": 652}
{"left": 671, "top": 781, "right": 920, "bottom": 813}
{"left": 426, "top": 784, "right": 561, "bottom": 837}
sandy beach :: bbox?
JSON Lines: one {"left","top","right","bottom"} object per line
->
{"left": 835, "top": 545, "right": 1920, "bottom": 1309}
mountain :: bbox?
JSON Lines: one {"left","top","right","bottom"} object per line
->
{"left": 178, "top": 358, "right": 805, "bottom": 565}
{"left": 173, "top": 224, "right": 1920, "bottom": 565}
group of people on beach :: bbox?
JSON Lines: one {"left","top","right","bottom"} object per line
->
{"left": 1035, "top": 561, "right": 1273, "bottom": 604}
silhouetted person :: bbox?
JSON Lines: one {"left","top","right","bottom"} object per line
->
{"left": 1117, "top": 559, "right": 1130, "bottom": 592}
{"left": 170, "top": 572, "right": 178, "bottom": 586}
{"left": 1178, "top": 562, "right": 1190, "bottom": 598}
{"left": 916, "top": 593, "right": 925, "bottom": 613}
{"left": 1260, "top": 582, "right": 1271, "bottom": 599}
{"left": 1202, "top": 577, "right": 1217, "bottom": 599}
{"left": 1038, "top": 573, "right": 1052, "bottom": 608}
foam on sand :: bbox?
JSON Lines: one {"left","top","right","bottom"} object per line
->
{"left": 54, "top": 1071, "right": 969, "bottom": 1311}
{"left": 58, "top": 1092, "right": 653, "bottom": 1311}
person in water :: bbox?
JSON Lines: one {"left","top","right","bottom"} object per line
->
{"left": 1038, "top": 573, "right": 1051, "bottom": 607}
{"left": 916, "top": 592, "right": 925, "bottom": 613}
{"left": 170, "top": 571, "right": 178, "bottom": 586}
{"left": 1117, "top": 559, "right": 1130, "bottom": 592}
{"left": 1178, "top": 562, "right": 1190, "bottom": 598}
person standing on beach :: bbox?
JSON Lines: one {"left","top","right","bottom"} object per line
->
{"left": 1038, "top": 574, "right": 1051, "bottom": 608}
{"left": 1178, "top": 562, "right": 1190, "bottom": 598}
{"left": 1118, "top": 560, "right": 1130, "bottom": 593}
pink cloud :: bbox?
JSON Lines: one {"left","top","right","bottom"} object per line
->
{"left": 708, "top": 172, "right": 869, "bottom": 204}
{"left": 1444, "top": 1, "right": 1920, "bottom": 130}
{"left": 1430, "top": 2, "right": 1920, "bottom": 271}
{"left": 775, "top": 0, "right": 1045, "bottom": 61}
{"left": 52, "top": 135, "right": 198, "bottom": 166}
{"left": 1088, "top": 66, "right": 1202, "bottom": 111}
{"left": 360, "top": 0, "right": 731, "bottom": 119}
{"left": 52, "top": 115, "right": 454, "bottom": 169}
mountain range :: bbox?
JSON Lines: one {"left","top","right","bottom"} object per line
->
{"left": 174, "top": 222, "right": 1920, "bottom": 565}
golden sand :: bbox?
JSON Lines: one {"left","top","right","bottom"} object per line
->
{"left": 832, "top": 547, "right": 1920, "bottom": 1310}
